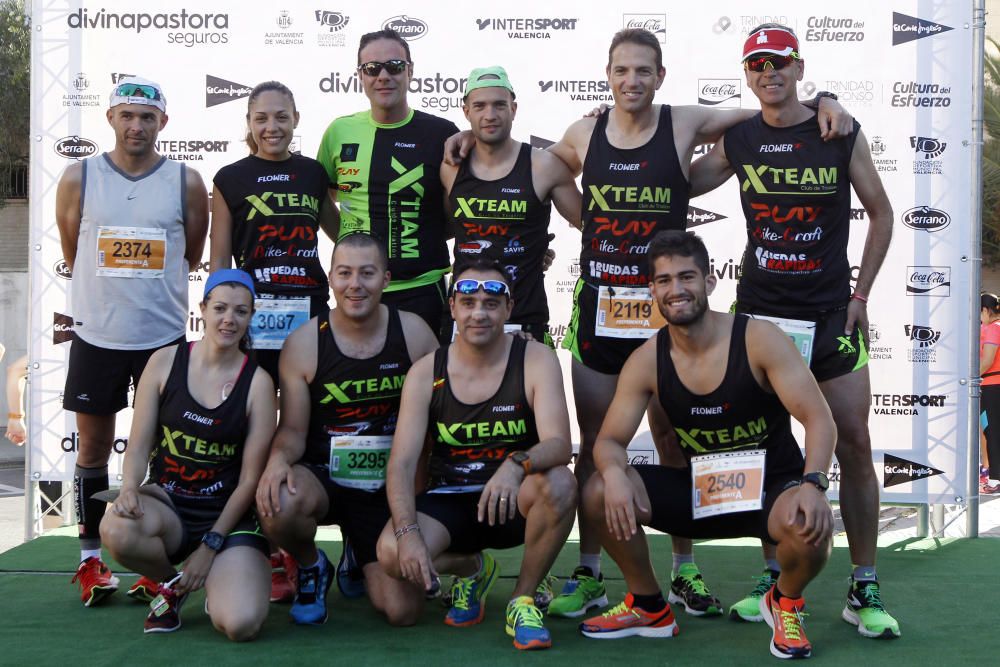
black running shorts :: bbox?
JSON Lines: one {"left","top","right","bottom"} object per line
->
{"left": 415, "top": 490, "right": 526, "bottom": 554}
{"left": 301, "top": 463, "right": 390, "bottom": 566}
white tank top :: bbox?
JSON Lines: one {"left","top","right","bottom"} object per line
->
{"left": 72, "top": 153, "right": 188, "bottom": 349}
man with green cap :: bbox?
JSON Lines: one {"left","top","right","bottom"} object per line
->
{"left": 441, "top": 66, "right": 581, "bottom": 344}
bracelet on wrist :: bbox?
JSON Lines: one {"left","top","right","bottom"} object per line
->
{"left": 850, "top": 292, "right": 868, "bottom": 304}
{"left": 393, "top": 523, "right": 420, "bottom": 540}
{"left": 8, "top": 412, "right": 23, "bottom": 420}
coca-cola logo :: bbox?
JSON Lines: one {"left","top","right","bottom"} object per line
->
{"left": 906, "top": 265, "right": 950, "bottom": 296}
{"left": 382, "top": 15, "right": 428, "bottom": 40}
{"left": 698, "top": 79, "right": 741, "bottom": 107}
{"left": 902, "top": 206, "right": 950, "bottom": 232}
{"left": 623, "top": 13, "right": 666, "bottom": 42}
{"left": 54, "top": 136, "right": 99, "bottom": 159}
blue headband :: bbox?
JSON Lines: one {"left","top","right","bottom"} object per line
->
{"left": 203, "top": 269, "right": 256, "bottom": 300}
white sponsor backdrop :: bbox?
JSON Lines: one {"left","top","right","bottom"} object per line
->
{"left": 28, "top": 1, "right": 975, "bottom": 505}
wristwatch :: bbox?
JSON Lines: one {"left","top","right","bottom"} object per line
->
{"left": 201, "top": 531, "right": 225, "bottom": 552}
{"left": 508, "top": 451, "right": 532, "bottom": 475}
{"left": 801, "top": 471, "right": 830, "bottom": 492}
{"left": 814, "top": 90, "right": 838, "bottom": 102}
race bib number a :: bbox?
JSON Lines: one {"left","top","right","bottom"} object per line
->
{"left": 96, "top": 226, "right": 166, "bottom": 278}
{"left": 749, "top": 314, "right": 816, "bottom": 366}
{"left": 251, "top": 296, "right": 310, "bottom": 350}
{"left": 329, "top": 435, "right": 392, "bottom": 491}
{"left": 691, "top": 450, "right": 766, "bottom": 519}
{"left": 594, "top": 286, "right": 666, "bottom": 339}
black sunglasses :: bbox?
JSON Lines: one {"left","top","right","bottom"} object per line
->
{"left": 357, "top": 60, "right": 410, "bottom": 77}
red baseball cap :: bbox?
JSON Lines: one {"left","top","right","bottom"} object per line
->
{"left": 742, "top": 28, "right": 799, "bottom": 61}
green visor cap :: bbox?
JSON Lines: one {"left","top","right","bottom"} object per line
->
{"left": 464, "top": 66, "right": 516, "bottom": 99}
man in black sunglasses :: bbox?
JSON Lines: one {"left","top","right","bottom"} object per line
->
{"left": 441, "top": 66, "right": 582, "bottom": 345}
{"left": 317, "top": 28, "right": 459, "bottom": 339}
{"left": 688, "top": 24, "right": 898, "bottom": 639}
{"left": 55, "top": 76, "right": 209, "bottom": 607}
{"left": 379, "top": 259, "right": 576, "bottom": 651}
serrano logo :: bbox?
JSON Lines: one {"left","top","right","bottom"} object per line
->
{"left": 206, "top": 75, "right": 252, "bottom": 107}
{"left": 883, "top": 453, "right": 944, "bottom": 488}
{"left": 382, "top": 15, "right": 428, "bottom": 40}
{"left": 698, "top": 79, "right": 741, "bottom": 107}
{"left": 892, "top": 12, "right": 953, "bottom": 46}
{"left": 54, "top": 136, "right": 98, "bottom": 159}
{"left": 906, "top": 266, "right": 950, "bottom": 296}
{"left": 54, "top": 260, "right": 72, "bottom": 280}
{"left": 902, "top": 206, "right": 950, "bottom": 232}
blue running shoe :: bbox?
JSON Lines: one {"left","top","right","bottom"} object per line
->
{"left": 445, "top": 552, "right": 499, "bottom": 627}
{"left": 506, "top": 595, "right": 552, "bottom": 650}
{"left": 290, "top": 550, "right": 333, "bottom": 625}
{"left": 336, "top": 539, "right": 366, "bottom": 599}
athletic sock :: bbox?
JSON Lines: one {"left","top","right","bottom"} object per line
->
{"left": 631, "top": 591, "right": 667, "bottom": 613}
{"left": 80, "top": 548, "right": 101, "bottom": 563}
{"left": 671, "top": 552, "right": 694, "bottom": 575}
{"left": 765, "top": 559, "right": 781, "bottom": 574}
{"left": 74, "top": 464, "right": 108, "bottom": 552}
{"left": 579, "top": 553, "right": 601, "bottom": 578}
{"left": 852, "top": 565, "right": 878, "bottom": 582}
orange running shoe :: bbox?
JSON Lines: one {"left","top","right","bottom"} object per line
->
{"left": 270, "top": 550, "right": 297, "bottom": 603}
{"left": 126, "top": 575, "right": 159, "bottom": 603}
{"left": 579, "top": 593, "right": 679, "bottom": 639}
{"left": 71, "top": 557, "right": 119, "bottom": 607}
{"left": 760, "top": 586, "right": 812, "bottom": 659}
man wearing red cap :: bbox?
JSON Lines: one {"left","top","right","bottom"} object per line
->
{"left": 56, "top": 76, "right": 210, "bottom": 606}
{"left": 689, "top": 23, "right": 898, "bottom": 639}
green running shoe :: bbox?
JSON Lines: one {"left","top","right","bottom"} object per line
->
{"left": 506, "top": 595, "right": 552, "bottom": 650}
{"left": 547, "top": 566, "right": 608, "bottom": 618}
{"left": 728, "top": 569, "right": 779, "bottom": 622}
{"left": 444, "top": 553, "right": 499, "bottom": 627}
{"left": 842, "top": 579, "right": 901, "bottom": 638}
{"left": 668, "top": 563, "right": 722, "bottom": 617}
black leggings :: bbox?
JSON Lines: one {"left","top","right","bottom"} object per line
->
{"left": 982, "top": 384, "right": 1000, "bottom": 479}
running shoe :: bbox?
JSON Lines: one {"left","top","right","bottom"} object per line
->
{"left": 842, "top": 578, "right": 901, "bottom": 638}
{"left": 444, "top": 552, "right": 499, "bottom": 627}
{"left": 728, "top": 569, "right": 780, "bottom": 622}
{"left": 668, "top": 562, "right": 722, "bottom": 617}
{"left": 579, "top": 593, "right": 679, "bottom": 639}
{"left": 760, "top": 586, "right": 811, "bottom": 659}
{"left": 290, "top": 550, "right": 334, "bottom": 625}
{"left": 506, "top": 595, "right": 552, "bottom": 650}
{"left": 534, "top": 573, "right": 559, "bottom": 612}
{"left": 126, "top": 575, "right": 159, "bottom": 603}
{"left": 336, "top": 539, "right": 366, "bottom": 599}
{"left": 270, "top": 551, "right": 297, "bottom": 603}
{"left": 144, "top": 578, "right": 188, "bottom": 634}
{"left": 71, "top": 556, "right": 119, "bottom": 607}
{"left": 547, "top": 566, "right": 608, "bottom": 618}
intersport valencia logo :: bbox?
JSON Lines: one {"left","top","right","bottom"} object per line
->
{"left": 206, "top": 75, "right": 252, "bottom": 108}
{"left": 892, "top": 12, "right": 953, "bottom": 46}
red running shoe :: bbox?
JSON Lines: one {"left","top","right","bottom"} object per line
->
{"left": 579, "top": 593, "right": 679, "bottom": 639}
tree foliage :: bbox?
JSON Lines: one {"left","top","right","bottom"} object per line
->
{"left": 984, "top": 38, "right": 1000, "bottom": 265}
{"left": 0, "top": 0, "right": 29, "bottom": 201}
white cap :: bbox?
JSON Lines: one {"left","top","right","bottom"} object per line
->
{"left": 109, "top": 76, "right": 166, "bottom": 112}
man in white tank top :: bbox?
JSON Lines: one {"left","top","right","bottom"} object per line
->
{"left": 55, "top": 77, "right": 209, "bottom": 607}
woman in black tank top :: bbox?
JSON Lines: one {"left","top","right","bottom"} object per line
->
{"left": 101, "top": 269, "right": 276, "bottom": 640}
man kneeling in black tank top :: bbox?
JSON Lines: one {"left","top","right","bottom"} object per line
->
{"left": 578, "top": 231, "right": 836, "bottom": 660}
{"left": 377, "top": 259, "right": 577, "bottom": 651}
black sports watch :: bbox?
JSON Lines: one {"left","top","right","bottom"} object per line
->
{"left": 814, "top": 90, "right": 838, "bottom": 102}
{"left": 201, "top": 531, "right": 225, "bottom": 552}
{"left": 801, "top": 471, "right": 830, "bottom": 492}
{"left": 509, "top": 451, "right": 532, "bottom": 474}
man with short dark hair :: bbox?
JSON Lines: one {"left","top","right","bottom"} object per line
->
{"left": 255, "top": 232, "right": 439, "bottom": 626}
{"left": 689, "top": 23, "right": 898, "bottom": 638}
{"left": 378, "top": 259, "right": 577, "bottom": 650}
{"left": 56, "top": 76, "right": 209, "bottom": 606}
{"left": 579, "top": 230, "right": 835, "bottom": 660}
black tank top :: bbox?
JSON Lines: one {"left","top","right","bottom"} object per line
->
{"left": 724, "top": 114, "right": 860, "bottom": 313}
{"left": 656, "top": 316, "right": 803, "bottom": 477}
{"left": 428, "top": 336, "right": 539, "bottom": 490}
{"left": 304, "top": 307, "right": 412, "bottom": 465}
{"left": 151, "top": 342, "right": 256, "bottom": 508}
{"left": 580, "top": 105, "right": 690, "bottom": 287}
{"left": 213, "top": 153, "right": 330, "bottom": 297}
{"left": 450, "top": 143, "right": 552, "bottom": 325}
